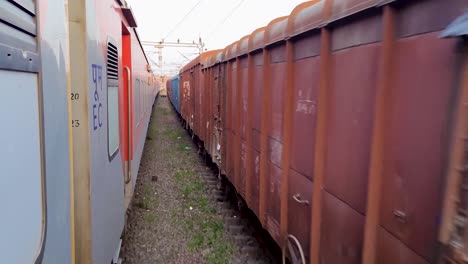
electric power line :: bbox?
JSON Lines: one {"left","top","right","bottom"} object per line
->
{"left": 206, "top": 0, "right": 247, "bottom": 41}
{"left": 164, "top": 0, "right": 203, "bottom": 39}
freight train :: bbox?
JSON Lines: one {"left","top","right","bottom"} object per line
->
{"left": 0, "top": 0, "right": 159, "bottom": 263}
{"left": 168, "top": 0, "right": 468, "bottom": 263}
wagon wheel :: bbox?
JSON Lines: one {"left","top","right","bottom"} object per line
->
{"left": 282, "top": 234, "right": 306, "bottom": 264}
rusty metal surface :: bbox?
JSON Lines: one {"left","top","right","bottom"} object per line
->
{"left": 267, "top": 48, "right": 286, "bottom": 168}
{"left": 362, "top": 6, "right": 395, "bottom": 264}
{"left": 249, "top": 27, "right": 266, "bottom": 53}
{"left": 266, "top": 162, "right": 282, "bottom": 243}
{"left": 202, "top": 66, "right": 209, "bottom": 152}
{"left": 265, "top": 16, "right": 289, "bottom": 47}
{"left": 290, "top": 1, "right": 324, "bottom": 37}
{"left": 321, "top": 190, "right": 365, "bottom": 264}
{"left": 329, "top": 0, "right": 378, "bottom": 22}
{"left": 287, "top": 170, "right": 313, "bottom": 261}
{"left": 438, "top": 43, "right": 468, "bottom": 263}
{"left": 290, "top": 54, "right": 320, "bottom": 181}
{"left": 379, "top": 32, "right": 456, "bottom": 261}
{"left": 395, "top": 0, "right": 467, "bottom": 39}
{"left": 248, "top": 51, "right": 263, "bottom": 217}
{"left": 376, "top": 227, "right": 429, "bottom": 264}
{"left": 240, "top": 57, "right": 249, "bottom": 141}
{"left": 293, "top": 32, "right": 321, "bottom": 60}
{"left": 234, "top": 55, "right": 242, "bottom": 195}
{"left": 230, "top": 59, "right": 238, "bottom": 182}
{"left": 219, "top": 62, "right": 227, "bottom": 172}
{"left": 252, "top": 60, "right": 263, "bottom": 152}
{"left": 310, "top": 26, "right": 332, "bottom": 264}
{"left": 249, "top": 149, "right": 261, "bottom": 216}
{"left": 174, "top": 1, "right": 468, "bottom": 263}
{"left": 224, "top": 60, "right": 233, "bottom": 181}
{"left": 259, "top": 47, "right": 271, "bottom": 228}
{"left": 237, "top": 56, "right": 248, "bottom": 198}
{"left": 324, "top": 43, "right": 380, "bottom": 215}
{"left": 331, "top": 12, "right": 382, "bottom": 51}
{"left": 238, "top": 35, "right": 250, "bottom": 57}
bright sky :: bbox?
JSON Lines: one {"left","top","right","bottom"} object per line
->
{"left": 126, "top": 0, "right": 306, "bottom": 75}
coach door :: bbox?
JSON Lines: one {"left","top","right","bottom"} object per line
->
{"left": 0, "top": 0, "right": 46, "bottom": 262}
{"left": 122, "top": 24, "right": 133, "bottom": 208}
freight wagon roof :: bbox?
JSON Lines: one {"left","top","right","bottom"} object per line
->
{"left": 290, "top": 0, "right": 391, "bottom": 37}
{"left": 249, "top": 27, "right": 266, "bottom": 53}
{"left": 237, "top": 35, "right": 250, "bottom": 57}
{"left": 180, "top": 50, "right": 221, "bottom": 73}
{"left": 180, "top": 55, "right": 199, "bottom": 73}
{"left": 204, "top": 50, "right": 224, "bottom": 69}
{"left": 329, "top": 0, "right": 383, "bottom": 23}
{"left": 224, "top": 41, "right": 239, "bottom": 61}
{"left": 289, "top": 0, "right": 324, "bottom": 37}
{"left": 201, "top": 50, "right": 222, "bottom": 66}
{"left": 265, "top": 16, "right": 289, "bottom": 46}
{"left": 185, "top": 0, "right": 414, "bottom": 67}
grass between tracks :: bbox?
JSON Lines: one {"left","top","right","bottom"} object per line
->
{"left": 174, "top": 169, "right": 234, "bottom": 264}
{"left": 153, "top": 104, "right": 234, "bottom": 263}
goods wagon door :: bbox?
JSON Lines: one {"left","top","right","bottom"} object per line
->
{"left": 0, "top": 0, "right": 45, "bottom": 263}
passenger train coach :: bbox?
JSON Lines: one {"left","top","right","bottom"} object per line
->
{"left": 0, "top": 0, "right": 159, "bottom": 263}
{"left": 168, "top": 0, "right": 468, "bottom": 263}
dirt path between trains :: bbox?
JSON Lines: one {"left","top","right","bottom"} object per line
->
{"left": 121, "top": 97, "right": 234, "bottom": 264}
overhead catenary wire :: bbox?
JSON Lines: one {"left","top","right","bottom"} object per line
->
{"left": 206, "top": 0, "right": 247, "bottom": 41}
{"left": 164, "top": 0, "right": 203, "bottom": 39}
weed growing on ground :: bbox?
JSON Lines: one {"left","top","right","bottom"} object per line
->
{"left": 143, "top": 213, "right": 157, "bottom": 223}
{"left": 157, "top": 107, "right": 170, "bottom": 116}
{"left": 136, "top": 184, "right": 157, "bottom": 210}
{"left": 163, "top": 128, "right": 185, "bottom": 140}
{"left": 174, "top": 169, "right": 233, "bottom": 264}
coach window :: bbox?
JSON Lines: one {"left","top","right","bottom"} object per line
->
{"left": 107, "top": 40, "right": 119, "bottom": 160}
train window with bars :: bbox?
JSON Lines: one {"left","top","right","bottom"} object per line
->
{"left": 107, "top": 40, "right": 119, "bottom": 160}
{"left": 136, "top": 78, "right": 140, "bottom": 126}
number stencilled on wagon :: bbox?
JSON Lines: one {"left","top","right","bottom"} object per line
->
{"left": 92, "top": 64, "right": 104, "bottom": 131}
{"left": 296, "top": 100, "right": 316, "bottom": 115}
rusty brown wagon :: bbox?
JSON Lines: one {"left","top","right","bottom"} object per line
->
{"left": 168, "top": 0, "right": 468, "bottom": 263}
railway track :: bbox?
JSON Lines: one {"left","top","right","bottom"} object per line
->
{"left": 198, "top": 166, "right": 281, "bottom": 264}
{"left": 181, "top": 125, "right": 282, "bottom": 263}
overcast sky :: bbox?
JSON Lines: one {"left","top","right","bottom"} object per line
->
{"left": 126, "top": 0, "right": 306, "bottom": 75}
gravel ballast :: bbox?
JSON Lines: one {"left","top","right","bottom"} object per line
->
{"left": 121, "top": 97, "right": 234, "bottom": 264}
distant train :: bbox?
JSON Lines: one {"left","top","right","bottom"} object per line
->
{"left": 168, "top": 0, "right": 468, "bottom": 263}
{"left": 0, "top": 0, "right": 158, "bottom": 263}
